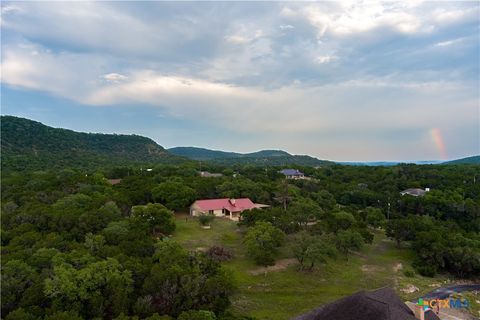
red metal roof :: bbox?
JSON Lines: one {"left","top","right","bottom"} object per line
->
{"left": 193, "top": 198, "right": 256, "bottom": 212}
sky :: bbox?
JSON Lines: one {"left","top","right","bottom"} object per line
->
{"left": 1, "top": 1, "right": 479, "bottom": 161}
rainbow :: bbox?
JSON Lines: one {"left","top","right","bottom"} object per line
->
{"left": 430, "top": 128, "right": 447, "bottom": 159}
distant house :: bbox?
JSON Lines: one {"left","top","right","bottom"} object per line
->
{"left": 292, "top": 287, "right": 440, "bottom": 320}
{"left": 107, "top": 178, "right": 122, "bottom": 185}
{"left": 190, "top": 198, "right": 268, "bottom": 221}
{"left": 400, "top": 188, "right": 430, "bottom": 197}
{"left": 199, "top": 171, "right": 223, "bottom": 178}
{"left": 280, "top": 169, "right": 305, "bottom": 179}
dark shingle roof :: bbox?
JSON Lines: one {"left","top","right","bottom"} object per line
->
{"left": 280, "top": 169, "right": 304, "bottom": 176}
{"left": 291, "top": 287, "right": 431, "bottom": 320}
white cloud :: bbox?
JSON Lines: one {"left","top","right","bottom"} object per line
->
{"left": 314, "top": 55, "right": 337, "bottom": 64}
{"left": 431, "top": 7, "right": 478, "bottom": 24}
{"left": 1, "top": 44, "right": 109, "bottom": 100}
{"left": 224, "top": 27, "right": 264, "bottom": 45}
{"left": 1, "top": 4, "right": 21, "bottom": 15}
{"left": 280, "top": 1, "right": 480, "bottom": 39}
{"left": 279, "top": 24, "right": 294, "bottom": 30}
{"left": 282, "top": 2, "right": 424, "bottom": 38}
{"left": 1, "top": 43, "right": 476, "bottom": 139}
{"left": 434, "top": 38, "right": 463, "bottom": 47}
{"left": 103, "top": 73, "right": 128, "bottom": 82}
{"left": 224, "top": 35, "right": 251, "bottom": 44}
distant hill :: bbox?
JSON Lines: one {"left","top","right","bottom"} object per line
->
{"left": 168, "top": 146, "right": 330, "bottom": 166}
{"left": 338, "top": 160, "right": 443, "bottom": 166}
{"left": 1, "top": 116, "right": 185, "bottom": 171}
{"left": 168, "top": 147, "right": 240, "bottom": 160}
{"left": 168, "top": 147, "right": 291, "bottom": 160}
{"left": 444, "top": 155, "right": 480, "bottom": 164}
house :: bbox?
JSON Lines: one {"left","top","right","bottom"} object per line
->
{"left": 107, "top": 178, "right": 122, "bottom": 185}
{"left": 292, "top": 287, "right": 440, "bottom": 320}
{"left": 199, "top": 171, "right": 223, "bottom": 178}
{"left": 400, "top": 188, "right": 430, "bottom": 197}
{"left": 190, "top": 198, "right": 268, "bottom": 221}
{"left": 280, "top": 169, "right": 305, "bottom": 179}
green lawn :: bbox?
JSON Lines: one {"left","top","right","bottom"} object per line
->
{"left": 172, "top": 215, "right": 458, "bottom": 319}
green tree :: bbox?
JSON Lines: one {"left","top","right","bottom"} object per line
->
{"left": 335, "top": 230, "right": 364, "bottom": 259}
{"left": 4, "top": 308, "right": 36, "bottom": 320}
{"left": 152, "top": 179, "right": 197, "bottom": 210}
{"left": 44, "top": 258, "right": 133, "bottom": 319}
{"left": 84, "top": 233, "right": 106, "bottom": 256}
{"left": 386, "top": 218, "right": 416, "bottom": 247}
{"left": 293, "top": 232, "right": 337, "bottom": 271}
{"left": 244, "top": 222, "right": 285, "bottom": 266}
{"left": 178, "top": 310, "right": 216, "bottom": 320}
{"left": 288, "top": 198, "right": 322, "bottom": 227}
{"left": 365, "top": 207, "right": 386, "bottom": 228}
{"left": 144, "top": 240, "right": 235, "bottom": 317}
{"left": 131, "top": 203, "right": 176, "bottom": 236}
{"left": 1, "top": 260, "right": 37, "bottom": 314}
{"left": 327, "top": 211, "right": 356, "bottom": 233}
{"left": 274, "top": 180, "right": 292, "bottom": 211}
{"left": 44, "top": 311, "right": 84, "bottom": 320}
{"left": 217, "top": 178, "right": 267, "bottom": 203}
{"left": 312, "top": 190, "right": 336, "bottom": 211}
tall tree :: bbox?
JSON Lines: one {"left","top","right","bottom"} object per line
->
{"left": 244, "top": 222, "right": 285, "bottom": 266}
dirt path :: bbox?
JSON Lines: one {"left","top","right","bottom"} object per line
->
{"left": 249, "top": 258, "right": 298, "bottom": 275}
{"left": 393, "top": 262, "right": 403, "bottom": 273}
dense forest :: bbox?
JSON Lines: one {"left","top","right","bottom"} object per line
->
{"left": 1, "top": 116, "right": 184, "bottom": 172}
{"left": 2, "top": 160, "right": 479, "bottom": 319}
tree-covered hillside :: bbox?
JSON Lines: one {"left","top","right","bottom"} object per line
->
{"left": 168, "top": 147, "right": 241, "bottom": 160}
{"left": 1, "top": 116, "right": 186, "bottom": 171}
{"left": 168, "top": 146, "right": 330, "bottom": 166}
{"left": 444, "top": 155, "right": 480, "bottom": 164}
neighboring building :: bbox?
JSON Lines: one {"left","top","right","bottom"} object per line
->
{"left": 199, "top": 171, "right": 223, "bottom": 178}
{"left": 280, "top": 169, "right": 305, "bottom": 179}
{"left": 400, "top": 188, "right": 430, "bottom": 197}
{"left": 190, "top": 198, "right": 268, "bottom": 221}
{"left": 357, "top": 183, "right": 369, "bottom": 189}
{"left": 107, "top": 178, "right": 122, "bottom": 185}
{"left": 292, "top": 287, "right": 440, "bottom": 320}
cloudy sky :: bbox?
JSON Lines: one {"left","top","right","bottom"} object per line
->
{"left": 1, "top": 1, "right": 479, "bottom": 161}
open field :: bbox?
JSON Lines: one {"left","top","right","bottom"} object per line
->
{"left": 172, "top": 215, "right": 476, "bottom": 319}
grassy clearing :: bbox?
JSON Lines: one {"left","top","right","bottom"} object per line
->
{"left": 173, "top": 214, "right": 242, "bottom": 250}
{"left": 172, "top": 215, "right": 462, "bottom": 319}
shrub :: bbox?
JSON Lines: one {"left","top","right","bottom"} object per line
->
{"left": 178, "top": 310, "right": 216, "bottom": 320}
{"left": 199, "top": 214, "right": 215, "bottom": 226}
{"left": 413, "top": 259, "right": 437, "bottom": 277}
{"left": 358, "top": 228, "right": 374, "bottom": 244}
{"left": 206, "top": 246, "right": 234, "bottom": 262}
{"left": 403, "top": 269, "right": 415, "bottom": 277}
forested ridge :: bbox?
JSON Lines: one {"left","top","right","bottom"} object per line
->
{"left": 167, "top": 147, "right": 331, "bottom": 167}
{"left": 444, "top": 155, "right": 480, "bottom": 165}
{"left": 1, "top": 116, "right": 185, "bottom": 171}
